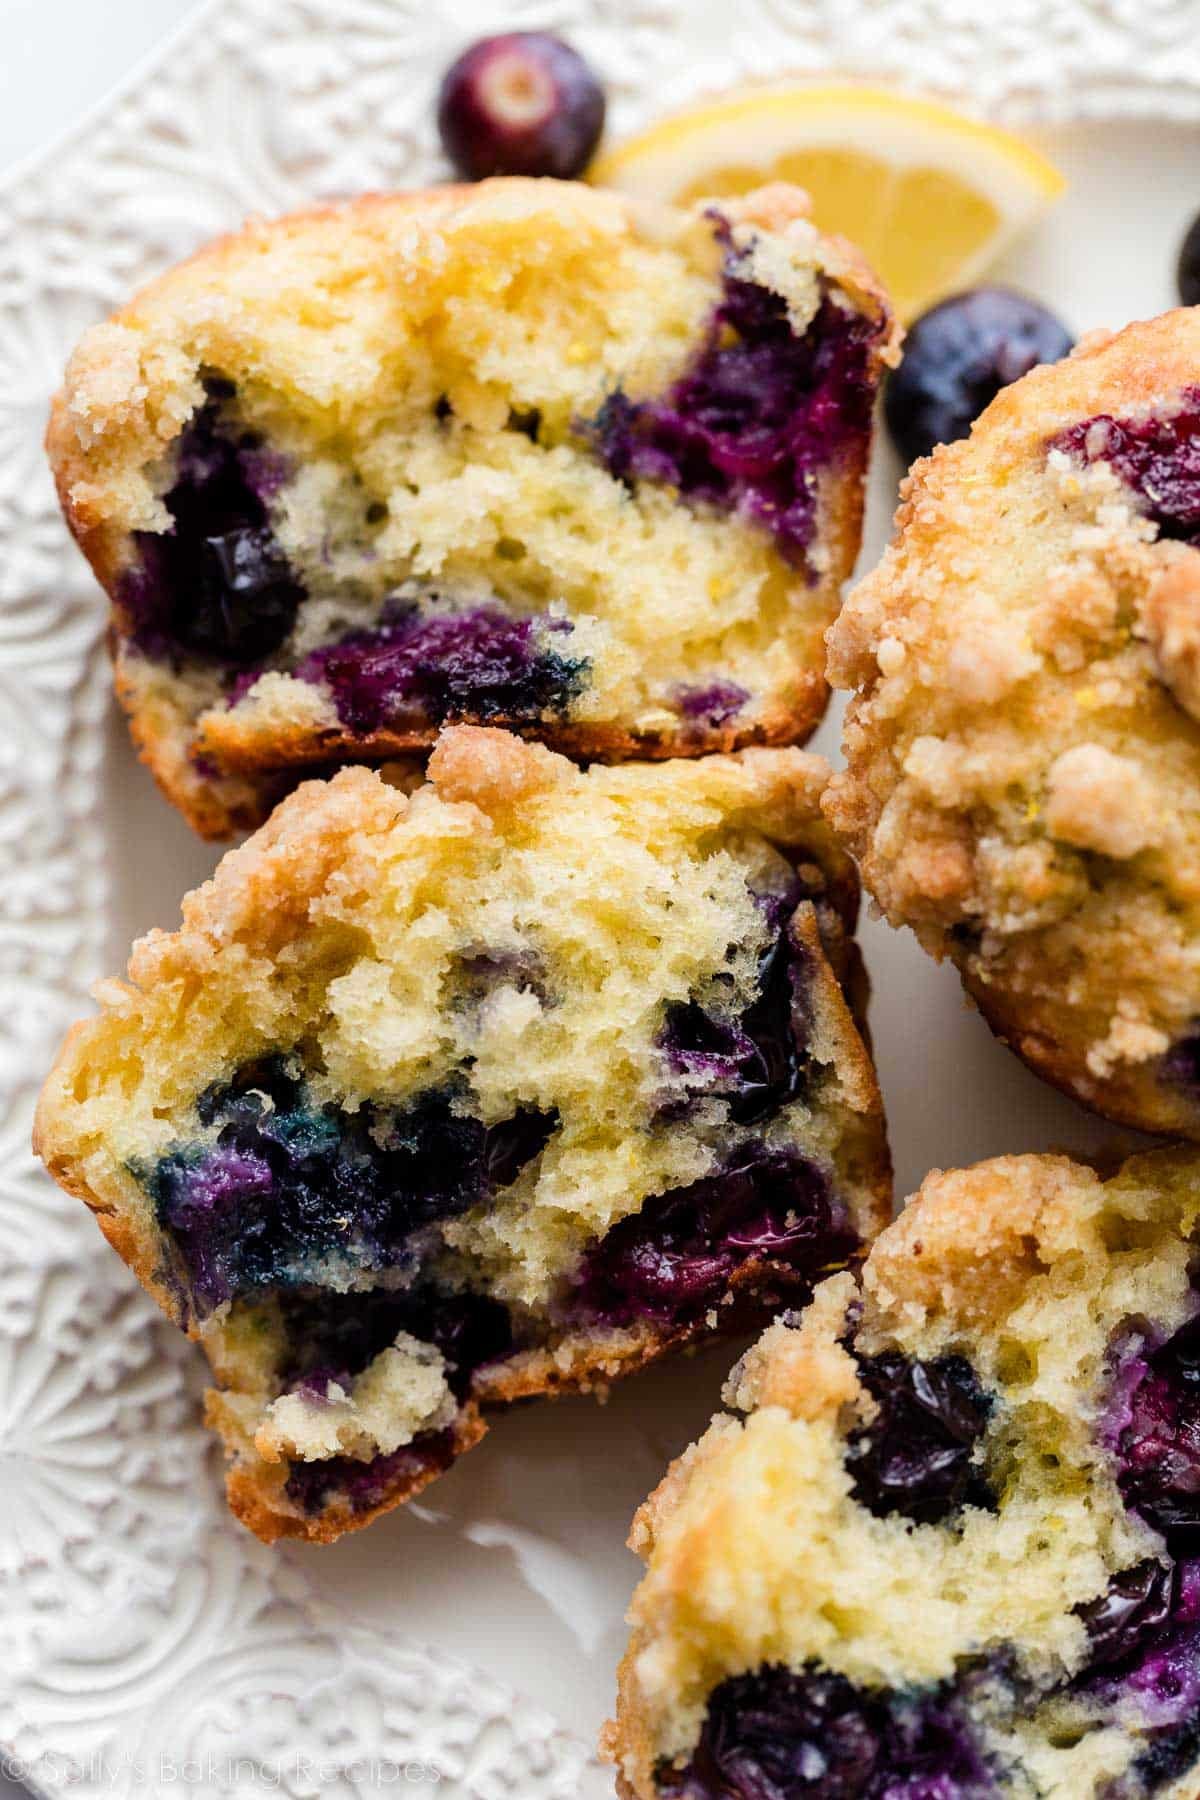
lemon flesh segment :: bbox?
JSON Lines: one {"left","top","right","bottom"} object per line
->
{"left": 594, "top": 85, "right": 1065, "bottom": 321}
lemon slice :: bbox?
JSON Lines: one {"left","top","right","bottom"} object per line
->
{"left": 592, "top": 84, "right": 1065, "bottom": 320}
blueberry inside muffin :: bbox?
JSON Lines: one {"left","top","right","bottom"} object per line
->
{"left": 608, "top": 1147, "right": 1200, "bottom": 1799}
{"left": 34, "top": 729, "right": 889, "bottom": 1541}
{"left": 48, "top": 178, "right": 896, "bottom": 837}
{"left": 827, "top": 307, "right": 1200, "bottom": 1139}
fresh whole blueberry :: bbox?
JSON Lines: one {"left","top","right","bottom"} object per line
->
{"left": 436, "top": 33, "right": 605, "bottom": 181}
{"left": 885, "top": 288, "right": 1074, "bottom": 465}
{"left": 1179, "top": 212, "right": 1200, "bottom": 309}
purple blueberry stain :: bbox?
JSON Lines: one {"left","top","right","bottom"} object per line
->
{"left": 674, "top": 682, "right": 750, "bottom": 730}
{"left": 145, "top": 1055, "right": 557, "bottom": 1317}
{"left": 284, "top": 1427, "right": 459, "bottom": 1517}
{"left": 270, "top": 1265, "right": 515, "bottom": 1522}
{"left": 586, "top": 224, "right": 882, "bottom": 569}
{"left": 122, "top": 377, "right": 304, "bottom": 666}
{"left": 658, "top": 1663, "right": 997, "bottom": 1800}
{"left": 1053, "top": 389, "right": 1200, "bottom": 545}
{"left": 293, "top": 602, "right": 588, "bottom": 734}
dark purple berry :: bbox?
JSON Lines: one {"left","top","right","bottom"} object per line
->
{"left": 847, "top": 1351, "right": 994, "bottom": 1525}
{"left": 1178, "top": 213, "right": 1200, "bottom": 308}
{"left": 1113, "top": 1313, "right": 1200, "bottom": 1550}
{"left": 1076, "top": 1559, "right": 1177, "bottom": 1671}
{"left": 589, "top": 230, "right": 881, "bottom": 567}
{"left": 295, "top": 601, "right": 587, "bottom": 734}
{"left": 659, "top": 1663, "right": 994, "bottom": 1800}
{"left": 1053, "top": 391, "right": 1200, "bottom": 545}
{"left": 572, "top": 1143, "right": 853, "bottom": 1328}
{"left": 124, "top": 383, "right": 304, "bottom": 666}
{"left": 661, "top": 924, "right": 810, "bottom": 1126}
{"left": 436, "top": 33, "right": 605, "bottom": 182}
{"left": 285, "top": 1427, "right": 458, "bottom": 1517}
{"left": 148, "top": 1056, "right": 557, "bottom": 1315}
{"left": 885, "top": 287, "right": 1074, "bottom": 465}
{"left": 278, "top": 1286, "right": 513, "bottom": 1403}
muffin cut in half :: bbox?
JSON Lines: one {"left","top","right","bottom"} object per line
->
{"left": 35, "top": 728, "right": 890, "bottom": 1543}
{"left": 48, "top": 176, "right": 898, "bottom": 838}
{"left": 828, "top": 306, "right": 1200, "bottom": 1139}
{"left": 609, "top": 1146, "right": 1200, "bottom": 1799}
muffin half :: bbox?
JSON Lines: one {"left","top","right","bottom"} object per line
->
{"left": 610, "top": 1146, "right": 1200, "bottom": 1800}
{"left": 49, "top": 177, "right": 897, "bottom": 837}
{"left": 35, "top": 729, "right": 889, "bottom": 1542}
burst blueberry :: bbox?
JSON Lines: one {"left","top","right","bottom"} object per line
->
{"left": 846, "top": 1350, "right": 995, "bottom": 1525}
{"left": 588, "top": 239, "right": 880, "bottom": 568}
{"left": 573, "top": 1144, "right": 852, "bottom": 1327}
{"left": 124, "top": 381, "right": 304, "bottom": 665}
{"left": 278, "top": 1284, "right": 514, "bottom": 1401}
{"left": 1113, "top": 1312, "right": 1200, "bottom": 1550}
{"left": 285, "top": 1427, "right": 459, "bottom": 1517}
{"left": 661, "top": 923, "right": 810, "bottom": 1126}
{"left": 1054, "top": 390, "right": 1200, "bottom": 545}
{"left": 295, "top": 603, "right": 589, "bottom": 734}
{"left": 658, "top": 1663, "right": 995, "bottom": 1800}
{"left": 148, "top": 1056, "right": 557, "bottom": 1315}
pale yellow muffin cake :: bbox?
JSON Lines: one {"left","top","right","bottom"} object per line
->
{"left": 48, "top": 177, "right": 897, "bottom": 837}
{"left": 35, "top": 729, "right": 889, "bottom": 1542}
{"left": 608, "top": 1147, "right": 1200, "bottom": 1800}
{"left": 827, "top": 308, "right": 1200, "bottom": 1138}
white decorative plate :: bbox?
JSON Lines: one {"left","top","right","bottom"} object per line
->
{"left": 4, "top": 3, "right": 1200, "bottom": 1795}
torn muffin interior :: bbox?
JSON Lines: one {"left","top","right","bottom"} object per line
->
{"left": 611, "top": 1150, "right": 1200, "bottom": 1800}
{"left": 49, "top": 179, "right": 895, "bottom": 832}
{"left": 35, "top": 734, "right": 889, "bottom": 1541}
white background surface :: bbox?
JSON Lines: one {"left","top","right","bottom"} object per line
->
{"left": 0, "top": 0, "right": 197, "bottom": 174}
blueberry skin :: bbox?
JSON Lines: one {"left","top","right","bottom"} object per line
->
{"left": 660, "top": 1662, "right": 995, "bottom": 1800}
{"left": 1179, "top": 213, "right": 1200, "bottom": 309}
{"left": 885, "top": 287, "right": 1074, "bottom": 466}
{"left": 437, "top": 33, "right": 605, "bottom": 181}
{"left": 847, "top": 1350, "right": 995, "bottom": 1526}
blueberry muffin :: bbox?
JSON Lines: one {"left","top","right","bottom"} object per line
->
{"left": 34, "top": 728, "right": 889, "bottom": 1542}
{"left": 608, "top": 1146, "right": 1200, "bottom": 1799}
{"left": 48, "top": 178, "right": 897, "bottom": 838}
{"left": 827, "top": 308, "right": 1200, "bottom": 1138}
